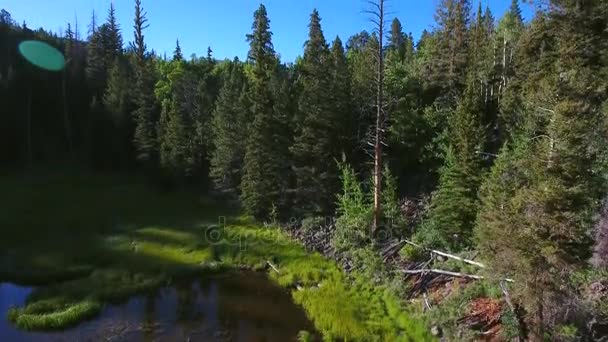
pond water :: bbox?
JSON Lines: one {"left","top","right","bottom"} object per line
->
{"left": 0, "top": 272, "right": 315, "bottom": 342}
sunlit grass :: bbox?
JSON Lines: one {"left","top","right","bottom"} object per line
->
{"left": 8, "top": 298, "right": 101, "bottom": 331}
{"left": 0, "top": 170, "right": 433, "bottom": 340}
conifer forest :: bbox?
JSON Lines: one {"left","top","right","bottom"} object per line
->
{"left": 0, "top": 0, "right": 607, "bottom": 341}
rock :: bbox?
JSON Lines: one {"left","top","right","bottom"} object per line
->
{"left": 431, "top": 325, "right": 442, "bottom": 337}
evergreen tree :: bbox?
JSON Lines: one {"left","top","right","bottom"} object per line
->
{"left": 131, "top": 0, "right": 158, "bottom": 164}
{"left": 241, "top": 4, "right": 291, "bottom": 219}
{"left": 389, "top": 18, "right": 406, "bottom": 58}
{"left": 156, "top": 61, "right": 188, "bottom": 179}
{"left": 476, "top": 1, "right": 607, "bottom": 338}
{"left": 85, "top": 24, "right": 106, "bottom": 95}
{"left": 329, "top": 36, "right": 355, "bottom": 161}
{"left": 347, "top": 31, "right": 378, "bottom": 171}
{"left": 103, "top": 57, "right": 133, "bottom": 166}
{"left": 206, "top": 46, "right": 213, "bottom": 63}
{"left": 210, "top": 59, "right": 249, "bottom": 191}
{"left": 64, "top": 23, "right": 74, "bottom": 60}
{"left": 290, "top": 9, "right": 337, "bottom": 215}
{"left": 419, "top": 74, "right": 485, "bottom": 251}
{"left": 496, "top": 0, "right": 523, "bottom": 101}
{"left": 431, "top": 0, "right": 471, "bottom": 92}
{"left": 173, "top": 39, "right": 183, "bottom": 61}
{"left": 86, "top": 4, "right": 123, "bottom": 98}
{"left": 105, "top": 3, "right": 122, "bottom": 57}
{"left": 469, "top": 3, "right": 499, "bottom": 149}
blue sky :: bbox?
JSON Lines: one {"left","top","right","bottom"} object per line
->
{"left": 3, "top": 0, "right": 533, "bottom": 62}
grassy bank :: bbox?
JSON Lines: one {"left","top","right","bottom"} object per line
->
{"left": 0, "top": 170, "right": 432, "bottom": 341}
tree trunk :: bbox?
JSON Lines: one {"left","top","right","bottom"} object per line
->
{"left": 534, "top": 296, "right": 545, "bottom": 342}
{"left": 372, "top": 0, "right": 385, "bottom": 234}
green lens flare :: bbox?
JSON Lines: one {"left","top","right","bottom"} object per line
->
{"left": 18, "top": 40, "right": 65, "bottom": 71}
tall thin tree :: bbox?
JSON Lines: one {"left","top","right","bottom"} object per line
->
{"left": 365, "top": 0, "right": 387, "bottom": 234}
{"left": 131, "top": 0, "right": 157, "bottom": 164}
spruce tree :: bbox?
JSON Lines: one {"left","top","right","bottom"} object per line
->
{"left": 85, "top": 24, "right": 106, "bottom": 95}
{"left": 240, "top": 4, "right": 291, "bottom": 219}
{"left": 173, "top": 39, "right": 183, "bottom": 61}
{"left": 210, "top": 59, "right": 249, "bottom": 191}
{"left": 131, "top": 0, "right": 158, "bottom": 164}
{"left": 476, "top": 1, "right": 607, "bottom": 337}
{"left": 105, "top": 3, "right": 122, "bottom": 57}
{"left": 103, "top": 57, "right": 133, "bottom": 166}
{"left": 329, "top": 36, "right": 355, "bottom": 161}
{"left": 64, "top": 23, "right": 74, "bottom": 60}
{"left": 157, "top": 59, "right": 212, "bottom": 181}
{"left": 431, "top": 0, "right": 471, "bottom": 92}
{"left": 419, "top": 74, "right": 485, "bottom": 251}
{"left": 290, "top": 9, "right": 337, "bottom": 215}
{"left": 389, "top": 18, "right": 406, "bottom": 58}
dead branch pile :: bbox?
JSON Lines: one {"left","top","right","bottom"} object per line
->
{"left": 283, "top": 218, "right": 336, "bottom": 257}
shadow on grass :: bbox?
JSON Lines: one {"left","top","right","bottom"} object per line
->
{"left": 0, "top": 170, "right": 246, "bottom": 330}
{"left": 0, "top": 170, "right": 434, "bottom": 341}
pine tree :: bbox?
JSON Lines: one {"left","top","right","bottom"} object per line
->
{"left": 347, "top": 31, "right": 378, "bottom": 164}
{"left": 431, "top": 0, "right": 471, "bottom": 92}
{"left": 210, "top": 58, "right": 249, "bottom": 191}
{"left": 329, "top": 36, "right": 355, "bottom": 161}
{"left": 156, "top": 62, "right": 189, "bottom": 179}
{"left": 469, "top": 3, "right": 499, "bottom": 149}
{"left": 206, "top": 46, "right": 213, "bottom": 63}
{"left": 86, "top": 24, "right": 106, "bottom": 95}
{"left": 290, "top": 9, "right": 337, "bottom": 215}
{"left": 64, "top": 23, "right": 74, "bottom": 59}
{"left": 131, "top": 0, "right": 157, "bottom": 164}
{"left": 156, "top": 57, "right": 213, "bottom": 182}
{"left": 173, "top": 39, "right": 183, "bottom": 61}
{"left": 103, "top": 57, "right": 133, "bottom": 166}
{"left": 476, "top": 1, "right": 607, "bottom": 338}
{"left": 419, "top": 74, "right": 485, "bottom": 251}
{"left": 241, "top": 4, "right": 291, "bottom": 219}
{"left": 105, "top": 3, "right": 122, "bottom": 57}
{"left": 389, "top": 18, "right": 406, "bottom": 58}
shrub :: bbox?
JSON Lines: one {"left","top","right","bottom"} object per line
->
{"left": 332, "top": 163, "right": 372, "bottom": 251}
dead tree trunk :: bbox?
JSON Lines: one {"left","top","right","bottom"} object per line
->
{"left": 367, "top": 0, "right": 386, "bottom": 234}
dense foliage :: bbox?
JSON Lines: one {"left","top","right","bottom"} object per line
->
{"left": 1, "top": 0, "right": 607, "bottom": 339}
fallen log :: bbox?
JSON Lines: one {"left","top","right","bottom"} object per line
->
{"left": 402, "top": 239, "right": 486, "bottom": 268}
{"left": 397, "top": 268, "right": 514, "bottom": 282}
{"left": 399, "top": 268, "right": 485, "bottom": 280}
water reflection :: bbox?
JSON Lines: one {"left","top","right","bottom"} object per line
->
{"left": 0, "top": 272, "right": 314, "bottom": 341}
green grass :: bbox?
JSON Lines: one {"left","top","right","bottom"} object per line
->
{"left": 0, "top": 169, "right": 433, "bottom": 341}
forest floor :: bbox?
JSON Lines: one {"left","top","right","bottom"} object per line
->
{"left": 0, "top": 168, "right": 432, "bottom": 341}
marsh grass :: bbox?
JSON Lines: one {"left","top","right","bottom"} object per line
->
{"left": 0, "top": 169, "right": 432, "bottom": 340}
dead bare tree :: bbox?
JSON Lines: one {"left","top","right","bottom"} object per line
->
{"left": 364, "top": 0, "right": 387, "bottom": 235}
